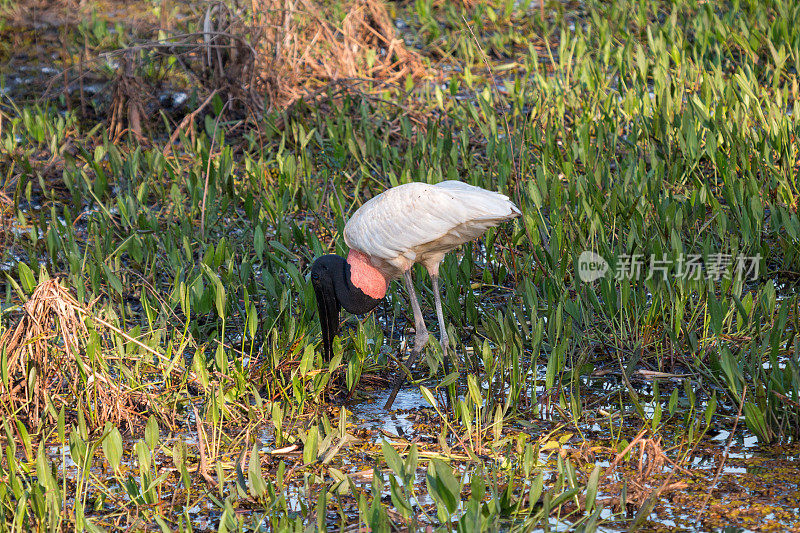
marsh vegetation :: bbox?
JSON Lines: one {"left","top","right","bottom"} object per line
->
{"left": 0, "top": 0, "right": 799, "bottom": 530}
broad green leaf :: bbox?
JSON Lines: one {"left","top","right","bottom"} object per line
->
{"left": 18, "top": 262, "right": 36, "bottom": 294}
{"left": 381, "top": 440, "right": 404, "bottom": 478}
{"left": 102, "top": 424, "right": 123, "bottom": 472}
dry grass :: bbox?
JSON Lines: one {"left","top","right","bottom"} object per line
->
{"left": 0, "top": 189, "right": 12, "bottom": 251}
{"left": 124, "top": 0, "right": 430, "bottom": 120}
{"left": 432, "top": 0, "right": 482, "bottom": 7}
{"left": 572, "top": 429, "right": 691, "bottom": 516}
{"left": 107, "top": 52, "right": 152, "bottom": 141}
{"left": 7, "top": 0, "right": 430, "bottom": 137}
{"left": 251, "top": 0, "right": 429, "bottom": 108}
{"left": 0, "top": 279, "right": 151, "bottom": 430}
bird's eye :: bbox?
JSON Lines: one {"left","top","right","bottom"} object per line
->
{"left": 311, "top": 272, "right": 320, "bottom": 281}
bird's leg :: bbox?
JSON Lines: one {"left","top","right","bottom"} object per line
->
{"left": 384, "top": 270, "right": 428, "bottom": 410}
{"left": 406, "top": 270, "right": 430, "bottom": 354}
{"left": 431, "top": 273, "right": 451, "bottom": 371}
{"left": 432, "top": 273, "right": 454, "bottom": 410}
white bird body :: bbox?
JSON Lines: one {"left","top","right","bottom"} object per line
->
{"left": 344, "top": 181, "right": 520, "bottom": 280}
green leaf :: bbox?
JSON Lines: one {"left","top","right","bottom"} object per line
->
{"left": 439, "top": 372, "right": 460, "bottom": 388}
{"left": 136, "top": 439, "right": 151, "bottom": 477}
{"left": 102, "top": 264, "right": 123, "bottom": 295}
{"left": 254, "top": 226, "right": 265, "bottom": 259}
{"left": 145, "top": 416, "right": 159, "bottom": 450}
{"left": 744, "top": 401, "right": 770, "bottom": 443}
{"left": 720, "top": 347, "right": 742, "bottom": 395}
{"left": 427, "top": 458, "right": 460, "bottom": 514}
{"left": 202, "top": 263, "right": 227, "bottom": 319}
{"left": 303, "top": 426, "right": 319, "bottom": 464}
{"left": 69, "top": 431, "right": 87, "bottom": 468}
{"left": 381, "top": 440, "right": 404, "bottom": 478}
{"left": 15, "top": 419, "right": 32, "bottom": 460}
{"left": 420, "top": 386, "right": 437, "bottom": 408}
{"left": 406, "top": 444, "right": 419, "bottom": 476}
{"left": 102, "top": 424, "right": 123, "bottom": 472}
{"left": 192, "top": 351, "right": 209, "bottom": 389}
{"left": 470, "top": 470, "right": 485, "bottom": 502}
{"left": 668, "top": 388, "right": 679, "bottom": 415}
{"left": 585, "top": 464, "right": 601, "bottom": 511}
{"left": 18, "top": 262, "right": 36, "bottom": 294}
{"left": 704, "top": 392, "right": 717, "bottom": 427}
{"left": 247, "top": 443, "right": 266, "bottom": 498}
{"left": 299, "top": 344, "right": 315, "bottom": 376}
{"left": 550, "top": 486, "right": 582, "bottom": 508}
{"left": 467, "top": 374, "right": 482, "bottom": 407}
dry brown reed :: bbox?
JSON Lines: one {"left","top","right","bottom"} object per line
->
{"left": 572, "top": 429, "right": 690, "bottom": 515}
{"left": 0, "top": 190, "right": 12, "bottom": 251}
{"left": 16, "top": 0, "right": 429, "bottom": 138}
{"left": 123, "top": 0, "right": 429, "bottom": 122}
{"left": 251, "top": 0, "right": 429, "bottom": 108}
{"left": 108, "top": 52, "right": 151, "bottom": 141}
{"left": 0, "top": 279, "right": 151, "bottom": 430}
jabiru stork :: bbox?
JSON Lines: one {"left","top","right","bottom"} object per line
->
{"left": 310, "top": 180, "right": 520, "bottom": 409}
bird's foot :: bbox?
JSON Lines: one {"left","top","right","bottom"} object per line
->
{"left": 437, "top": 334, "right": 455, "bottom": 411}
{"left": 413, "top": 329, "right": 429, "bottom": 354}
{"left": 439, "top": 332, "right": 451, "bottom": 364}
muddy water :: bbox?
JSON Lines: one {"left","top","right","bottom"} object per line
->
{"left": 345, "top": 380, "right": 800, "bottom": 531}
{"left": 351, "top": 387, "right": 434, "bottom": 436}
{"left": 31, "top": 352, "right": 800, "bottom": 530}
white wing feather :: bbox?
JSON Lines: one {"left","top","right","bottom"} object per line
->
{"left": 344, "top": 181, "right": 519, "bottom": 274}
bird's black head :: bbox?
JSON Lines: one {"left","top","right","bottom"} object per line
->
{"left": 311, "top": 254, "right": 345, "bottom": 361}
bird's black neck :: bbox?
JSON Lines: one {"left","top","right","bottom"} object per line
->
{"left": 334, "top": 257, "right": 383, "bottom": 315}
{"left": 312, "top": 253, "right": 385, "bottom": 362}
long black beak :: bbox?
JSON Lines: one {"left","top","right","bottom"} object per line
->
{"left": 313, "top": 276, "right": 340, "bottom": 361}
